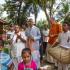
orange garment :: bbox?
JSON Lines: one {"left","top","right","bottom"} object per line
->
{"left": 48, "top": 23, "right": 62, "bottom": 45}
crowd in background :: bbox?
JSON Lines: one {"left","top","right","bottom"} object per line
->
{"left": 0, "top": 18, "right": 70, "bottom": 70}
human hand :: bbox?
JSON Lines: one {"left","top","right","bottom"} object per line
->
{"left": 17, "top": 34, "right": 21, "bottom": 39}
{"left": 29, "top": 36, "right": 34, "bottom": 41}
{"left": 50, "top": 34, "right": 58, "bottom": 37}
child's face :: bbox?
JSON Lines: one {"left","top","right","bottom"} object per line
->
{"left": 22, "top": 52, "right": 31, "bottom": 64}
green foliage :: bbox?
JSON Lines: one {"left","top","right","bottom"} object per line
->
{"left": 36, "top": 20, "right": 46, "bottom": 29}
{"left": 3, "top": 40, "right": 10, "bottom": 45}
{"left": 61, "top": 3, "right": 69, "bottom": 14}
{"left": 3, "top": 48, "right": 9, "bottom": 54}
{"left": 64, "top": 14, "right": 70, "bottom": 23}
{"left": 2, "top": 0, "right": 70, "bottom": 26}
{"left": 3, "top": 0, "right": 28, "bottom": 24}
{"left": 0, "top": 25, "right": 3, "bottom": 34}
{"left": 0, "top": 5, "right": 4, "bottom": 18}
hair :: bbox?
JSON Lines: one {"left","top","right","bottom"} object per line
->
{"left": 63, "top": 21, "right": 69, "bottom": 24}
{"left": 21, "top": 48, "right": 31, "bottom": 57}
{"left": 67, "top": 23, "right": 70, "bottom": 27}
{"left": 62, "top": 21, "right": 69, "bottom": 26}
{"left": 27, "top": 19, "right": 33, "bottom": 23}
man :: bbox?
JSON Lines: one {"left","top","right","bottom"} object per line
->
{"left": 0, "top": 39, "right": 14, "bottom": 70}
{"left": 11, "top": 25, "right": 27, "bottom": 70}
{"left": 25, "top": 19, "right": 41, "bottom": 68}
{"left": 42, "top": 23, "right": 49, "bottom": 54}
{"left": 25, "top": 19, "right": 41, "bottom": 51}
{"left": 47, "top": 18, "right": 62, "bottom": 63}
{"left": 52, "top": 22, "right": 70, "bottom": 70}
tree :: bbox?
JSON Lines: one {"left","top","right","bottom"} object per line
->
{"left": 38, "top": 0, "right": 56, "bottom": 23}
{"left": 4, "top": 0, "right": 40, "bottom": 24}
{"left": 4, "top": 0, "right": 28, "bottom": 25}
{"left": 56, "top": 0, "right": 70, "bottom": 22}
{"left": 0, "top": 4, "right": 4, "bottom": 18}
{"left": 24, "top": 0, "right": 40, "bottom": 23}
{"left": 3, "top": 0, "right": 70, "bottom": 25}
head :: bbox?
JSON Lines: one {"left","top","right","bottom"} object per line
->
{"left": 62, "top": 23, "right": 69, "bottom": 32}
{"left": 27, "top": 19, "right": 33, "bottom": 28}
{"left": 9, "top": 25, "right": 14, "bottom": 31}
{"left": 0, "top": 40, "right": 4, "bottom": 51}
{"left": 21, "top": 48, "right": 31, "bottom": 64}
{"left": 22, "top": 24, "right": 27, "bottom": 30}
{"left": 14, "top": 25, "right": 20, "bottom": 33}
{"left": 68, "top": 23, "right": 70, "bottom": 30}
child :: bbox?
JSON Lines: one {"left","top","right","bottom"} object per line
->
{"left": 18, "top": 48, "right": 37, "bottom": 70}
{"left": 0, "top": 39, "right": 14, "bottom": 70}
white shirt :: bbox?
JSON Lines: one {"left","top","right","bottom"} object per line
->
{"left": 12, "top": 31, "right": 27, "bottom": 57}
{"left": 7, "top": 31, "right": 15, "bottom": 39}
{"left": 58, "top": 31, "right": 70, "bottom": 48}
{"left": 68, "top": 30, "right": 70, "bottom": 47}
{"left": 12, "top": 31, "right": 27, "bottom": 44}
{"left": 42, "top": 29, "right": 49, "bottom": 42}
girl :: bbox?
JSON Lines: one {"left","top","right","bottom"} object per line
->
{"left": 18, "top": 48, "right": 37, "bottom": 70}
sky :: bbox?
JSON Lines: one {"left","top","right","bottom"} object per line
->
{"left": 0, "top": 0, "right": 5, "bottom": 4}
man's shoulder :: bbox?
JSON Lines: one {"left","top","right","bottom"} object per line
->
{"left": 32, "top": 25, "right": 39, "bottom": 30}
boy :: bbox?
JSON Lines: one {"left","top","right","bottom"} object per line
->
{"left": 0, "top": 39, "right": 14, "bottom": 70}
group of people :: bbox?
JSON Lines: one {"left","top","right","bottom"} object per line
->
{"left": 47, "top": 18, "right": 70, "bottom": 70}
{"left": 0, "top": 17, "right": 70, "bottom": 70}
{"left": 0, "top": 19, "right": 42, "bottom": 70}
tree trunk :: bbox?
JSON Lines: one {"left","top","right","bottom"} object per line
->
{"left": 17, "top": 0, "right": 22, "bottom": 25}
{"left": 44, "top": 9, "right": 50, "bottom": 28}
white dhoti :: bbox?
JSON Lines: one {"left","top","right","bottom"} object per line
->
{"left": 58, "top": 62, "right": 69, "bottom": 70}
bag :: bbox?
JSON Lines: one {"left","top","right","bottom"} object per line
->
{"left": 48, "top": 46, "right": 70, "bottom": 64}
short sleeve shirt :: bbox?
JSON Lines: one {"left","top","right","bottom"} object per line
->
{"left": 0, "top": 52, "right": 13, "bottom": 70}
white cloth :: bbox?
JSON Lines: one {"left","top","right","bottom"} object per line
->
{"left": 58, "top": 62, "right": 68, "bottom": 70}
{"left": 58, "top": 31, "right": 70, "bottom": 48}
{"left": 42, "top": 29, "right": 49, "bottom": 42}
{"left": 42, "top": 29, "right": 49, "bottom": 36}
{"left": 57, "top": 31, "right": 70, "bottom": 70}
{"left": 7, "top": 31, "right": 15, "bottom": 39}
{"left": 12, "top": 31, "right": 27, "bottom": 57}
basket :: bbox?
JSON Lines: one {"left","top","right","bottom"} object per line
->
{"left": 48, "top": 46, "right": 70, "bottom": 64}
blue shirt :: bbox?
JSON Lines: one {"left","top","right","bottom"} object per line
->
{"left": 25, "top": 26, "right": 41, "bottom": 50}
{"left": 0, "top": 52, "right": 13, "bottom": 70}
